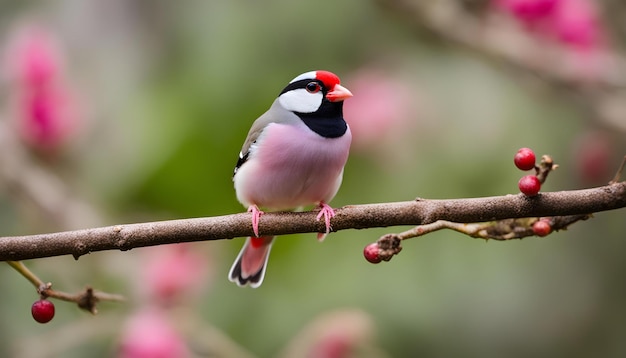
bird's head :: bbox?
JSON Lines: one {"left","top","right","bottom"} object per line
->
{"left": 277, "top": 70, "right": 353, "bottom": 114}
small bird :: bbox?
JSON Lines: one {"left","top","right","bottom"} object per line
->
{"left": 228, "top": 70, "right": 353, "bottom": 288}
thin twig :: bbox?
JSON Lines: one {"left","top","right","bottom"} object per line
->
{"left": 373, "top": 214, "right": 591, "bottom": 262}
{"left": 0, "top": 121, "right": 102, "bottom": 230}
{"left": 376, "top": 0, "right": 626, "bottom": 131}
{"left": 6, "top": 260, "right": 124, "bottom": 314}
{"left": 7, "top": 260, "right": 43, "bottom": 287}
{"left": 610, "top": 155, "right": 626, "bottom": 184}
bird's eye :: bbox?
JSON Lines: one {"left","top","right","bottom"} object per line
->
{"left": 305, "top": 82, "right": 321, "bottom": 93}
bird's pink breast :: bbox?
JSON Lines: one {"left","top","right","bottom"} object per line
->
{"left": 234, "top": 122, "right": 351, "bottom": 210}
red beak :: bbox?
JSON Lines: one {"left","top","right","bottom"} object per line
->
{"left": 326, "top": 84, "right": 353, "bottom": 102}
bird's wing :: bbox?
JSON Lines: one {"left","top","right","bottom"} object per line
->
{"left": 233, "top": 99, "right": 299, "bottom": 177}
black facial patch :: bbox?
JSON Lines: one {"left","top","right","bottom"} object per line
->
{"left": 279, "top": 79, "right": 326, "bottom": 96}
{"left": 280, "top": 79, "right": 348, "bottom": 139}
{"left": 297, "top": 100, "right": 348, "bottom": 138}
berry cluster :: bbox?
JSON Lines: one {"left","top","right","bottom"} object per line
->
{"left": 514, "top": 147, "right": 541, "bottom": 196}
{"left": 514, "top": 147, "right": 555, "bottom": 236}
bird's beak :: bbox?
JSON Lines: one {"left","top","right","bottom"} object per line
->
{"left": 326, "top": 84, "right": 353, "bottom": 102}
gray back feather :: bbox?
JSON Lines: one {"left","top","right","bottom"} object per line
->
{"left": 233, "top": 99, "right": 300, "bottom": 177}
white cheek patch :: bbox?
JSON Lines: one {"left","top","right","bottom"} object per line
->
{"left": 278, "top": 88, "right": 323, "bottom": 114}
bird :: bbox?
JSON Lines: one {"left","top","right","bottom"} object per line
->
{"left": 228, "top": 70, "right": 353, "bottom": 288}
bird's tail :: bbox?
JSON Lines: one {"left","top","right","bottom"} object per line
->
{"left": 228, "top": 236, "right": 275, "bottom": 288}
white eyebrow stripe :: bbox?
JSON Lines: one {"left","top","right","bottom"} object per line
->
{"left": 289, "top": 71, "right": 316, "bottom": 83}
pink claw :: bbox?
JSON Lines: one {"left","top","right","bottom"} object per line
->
{"left": 316, "top": 202, "right": 336, "bottom": 239}
{"left": 248, "top": 205, "right": 264, "bottom": 237}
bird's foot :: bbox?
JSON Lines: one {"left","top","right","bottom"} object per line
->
{"left": 316, "top": 202, "right": 335, "bottom": 241}
{"left": 248, "top": 205, "right": 264, "bottom": 237}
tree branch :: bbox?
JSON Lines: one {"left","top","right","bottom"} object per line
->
{"left": 0, "top": 121, "right": 102, "bottom": 230}
{"left": 6, "top": 260, "right": 124, "bottom": 314}
{"left": 1, "top": 182, "right": 625, "bottom": 261}
{"left": 376, "top": 0, "right": 626, "bottom": 132}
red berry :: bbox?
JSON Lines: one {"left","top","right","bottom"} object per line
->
{"left": 533, "top": 219, "right": 552, "bottom": 237}
{"left": 363, "top": 243, "right": 382, "bottom": 264}
{"left": 518, "top": 175, "right": 541, "bottom": 196}
{"left": 514, "top": 148, "right": 536, "bottom": 171}
{"left": 31, "top": 299, "right": 55, "bottom": 323}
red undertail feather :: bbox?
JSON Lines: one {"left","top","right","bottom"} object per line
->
{"left": 228, "top": 236, "right": 274, "bottom": 288}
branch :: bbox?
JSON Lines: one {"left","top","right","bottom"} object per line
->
{"left": 1, "top": 182, "right": 625, "bottom": 261}
{"left": 7, "top": 260, "right": 124, "bottom": 314}
{"left": 0, "top": 121, "right": 102, "bottom": 230}
{"left": 376, "top": 0, "right": 626, "bottom": 132}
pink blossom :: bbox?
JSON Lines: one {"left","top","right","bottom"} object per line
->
{"left": 4, "top": 25, "right": 62, "bottom": 88}
{"left": 140, "top": 243, "right": 210, "bottom": 305}
{"left": 281, "top": 309, "right": 378, "bottom": 358}
{"left": 493, "top": 0, "right": 560, "bottom": 27}
{"left": 571, "top": 130, "right": 614, "bottom": 185}
{"left": 550, "top": 0, "right": 604, "bottom": 50}
{"left": 492, "top": 0, "right": 611, "bottom": 81}
{"left": 118, "top": 307, "right": 190, "bottom": 358}
{"left": 309, "top": 334, "right": 352, "bottom": 358}
{"left": 343, "top": 69, "right": 418, "bottom": 151}
{"left": 4, "top": 24, "right": 80, "bottom": 154}
{"left": 549, "top": 0, "right": 610, "bottom": 80}
{"left": 15, "top": 86, "right": 79, "bottom": 153}
{"left": 493, "top": 0, "right": 606, "bottom": 50}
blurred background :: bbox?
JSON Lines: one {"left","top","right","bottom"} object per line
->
{"left": 0, "top": 0, "right": 625, "bottom": 357}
